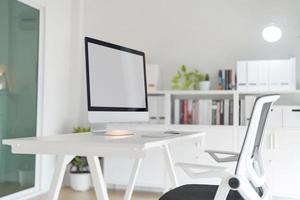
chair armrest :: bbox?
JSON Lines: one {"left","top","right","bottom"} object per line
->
{"left": 205, "top": 150, "right": 240, "bottom": 163}
{"left": 175, "top": 162, "right": 230, "bottom": 179}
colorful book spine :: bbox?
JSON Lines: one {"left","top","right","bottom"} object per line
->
{"left": 183, "top": 99, "right": 189, "bottom": 124}
{"left": 229, "top": 99, "right": 234, "bottom": 125}
{"left": 173, "top": 99, "right": 180, "bottom": 124}
{"left": 228, "top": 70, "right": 232, "bottom": 90}
{"left": 180, "top": 100, "right": 184, "bottom": 124}
{"left": 221, "top": 100, "right": 224, "bottom": 125}
{"left": 218, "top": 70, "right": 223, "bottom": 89}
{"left": 172, "top": 98, "right": 233, "bottom": 126}
{"left": 192, "top": 100, "right": 199, "bottom": 124}
{"left": 218, "top": 69, "right": 234, "bottom": 90}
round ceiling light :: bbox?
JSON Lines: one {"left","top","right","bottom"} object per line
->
{"left": 262, "top": 25, "right": 282, "bottom": 43}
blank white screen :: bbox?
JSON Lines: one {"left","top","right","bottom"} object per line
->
{"left": 88, "top": 43, "right": 146, "bottom": 108}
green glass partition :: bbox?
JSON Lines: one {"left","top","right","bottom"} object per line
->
{"left": 0, "top": 0, "right": 39, "bottom": 197}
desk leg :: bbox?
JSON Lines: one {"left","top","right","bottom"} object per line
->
{"left": 47, "top": 155, "right": 74, "bottom": 200}
{"left": 124, "top": 158, "right": 143, "bottom": 200}
{"left": 163, "top": 144, "right": 178, "bottom": 189}
{"left": 87, "top": 156, "right": 109, "bottom": 200}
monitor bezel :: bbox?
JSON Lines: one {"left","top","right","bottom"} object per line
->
{"left": 85, "top": 37, "right": 148, "bottom": 112}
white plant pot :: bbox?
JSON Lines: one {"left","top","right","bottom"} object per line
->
{"left": 70, "top": 173, "right": 91, "bottom": 192}
{"left": 200, "top": 81, "right": 210, "bottom": 91}
{"left": 18, "top": 170, "right": 34, "bottom": 187}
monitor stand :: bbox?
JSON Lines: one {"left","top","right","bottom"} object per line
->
{"left": 91, "top": 123, "right": 135, "bottom": 136}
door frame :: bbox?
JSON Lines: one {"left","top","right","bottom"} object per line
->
{"left": 1, "top": 0, "right": 45, "bottom": 199}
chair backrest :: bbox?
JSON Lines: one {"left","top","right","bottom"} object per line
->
{"left": 235, "top": 95, "right": 280, "bottom": 188}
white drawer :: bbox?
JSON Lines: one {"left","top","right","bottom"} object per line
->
{"left": 282, "top": 106, "right": 300, "bottom": 128}
{"left": 268, "top": 106, "right": 283, "bottom": 129}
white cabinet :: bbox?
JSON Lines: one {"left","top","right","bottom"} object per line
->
{"left": 237, "top": 58, "right": 296, "bottom": 91}
{"left": 237, "top": 126, "right": 300, "bottom": 198}
{"left": 247, "top": 61, "right": 260, "bottom": 91}
{"left": 266, "top": 130, "right": 300, "bottom": 199}
{"left": 237, "top": 61, "right": 248, "bottom": 91}
{"left": 282, "top": 106, "right": 300, "bottom": 128}
{"left": 148, "top": 95, "right": 165, "bottom": 124}
{"left": 238, "top": 127, "right": 300, "bottom": 198}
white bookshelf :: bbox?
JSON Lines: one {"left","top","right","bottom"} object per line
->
{"left": 148, "top": 89, "right": 300, "bottom": 128}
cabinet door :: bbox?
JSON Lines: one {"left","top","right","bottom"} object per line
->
{"left": 247, "top": 61, "right": 259, "bottom": 91}
{"left": 266, "top": 131, "right": 300, "bottom": 198}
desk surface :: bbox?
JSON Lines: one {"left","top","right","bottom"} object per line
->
{"left": 3, "top": 131, "right": 205, "bottom": 157}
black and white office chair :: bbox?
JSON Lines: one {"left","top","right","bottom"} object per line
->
{"left": 160, "top": 95, "right": 280, "bottom": 200}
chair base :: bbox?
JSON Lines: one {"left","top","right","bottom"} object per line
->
{"left": 159, "top": 184, "right": 244, "bottom": 200}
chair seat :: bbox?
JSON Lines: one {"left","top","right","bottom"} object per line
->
{"left": 159, "top": 184, "right": 244, "bottom": 200}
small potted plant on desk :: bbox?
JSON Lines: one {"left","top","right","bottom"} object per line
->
{"left": 69, "top": 127, "right": 91, "bottom": 192}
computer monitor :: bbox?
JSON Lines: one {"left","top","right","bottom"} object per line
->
{"left": 85, "top": 37, "right": 149, "bottom": 135}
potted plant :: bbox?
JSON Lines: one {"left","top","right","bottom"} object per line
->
{"left": 172, "top": 65, "right": 205, "bottom": 90}
{"left": 191, "top": 69, "right": 205, "bottom": 90}
{"left": 18, "top": 166, "right": 35, "bottom": 187}
{"left": 69, "top": 127, "right": 92, "bottom": 192}
{"left": 200, "top": 73, "right": 210, "bottom": 90}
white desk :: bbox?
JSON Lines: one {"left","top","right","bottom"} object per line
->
{"left": 3, "top": 131, "right": 205, "bottom": 200}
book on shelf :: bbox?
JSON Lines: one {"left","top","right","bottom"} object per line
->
{"left": 212, "top": 100, "right": 217, "bottom": 125}
{"left": 183, "top": 99, "right": 189, "bottom": 124}
{"left": 224, "top": 99, "right": 229, "bottom": 125}
{"left": 229, "top": 100, "right": 234, "bottom": 125}
{"left": 173, "top": 98, "right": 233, "bottom": 125}
{"left": 239, "top": 99, "right": 245, "bottom": 125}
{"left": 173, "top": 99, "right": 180, "bottom": 124}
{"left": 192, "top": 100, "right": 199, "bottom": 124}
{"left": 216, "top": 100, "right": 221, "bottom": 125}
{"left": 218, "top": 69, "right": 235, "bottom": 90}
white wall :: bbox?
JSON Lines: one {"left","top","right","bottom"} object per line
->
{"left": 82, "top": 0, "right": 300, "bottom": 90}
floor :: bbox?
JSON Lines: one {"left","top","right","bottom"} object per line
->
{"left": 31, "top": 187, "right": 299, "bottom": 200}
{"left": 0, "top": 182, "right": 30, "bottom": 198}
{"left": 34, "top": 187, "right": 161, "bottom": 200}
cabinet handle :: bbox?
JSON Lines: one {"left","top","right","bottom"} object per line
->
{"left": 270, "top": 135, "right": 274, "bottom": 150}
{"left": 280, "top": 82, "right": 289, "bottom": 85}
{"left": 292, "top": 109, "right": 300, "bottom": 112}
{"left": 273, "top": 134, "right": 277, "bottom": 149}
{"left": 269, "top": 134, "right": 277, "bottom": 150}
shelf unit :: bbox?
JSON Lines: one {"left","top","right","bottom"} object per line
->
{"left": 147, "top": 89, "right": 300, "bottom": 129}
{"left": 145, "top": 89, "right": 300, "bottom": 155}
